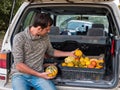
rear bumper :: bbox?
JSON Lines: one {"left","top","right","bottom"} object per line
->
{"left": 0, "top": 84, "right": 118, "bottom": 90}
{"left": 56, "top": 85, "right": 119, "bottom": 90}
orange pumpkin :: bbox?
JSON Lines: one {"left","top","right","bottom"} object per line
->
{"left": 87, "top": 64, "right": 94, "bottom": 68}
{"left": 91, "top": 60, "right": 97, "bottom": 67}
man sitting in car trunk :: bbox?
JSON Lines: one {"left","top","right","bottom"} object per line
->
{"left": 11, "top": 13, "right": 75, "bottom": 90}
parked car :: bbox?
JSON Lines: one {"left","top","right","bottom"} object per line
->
{"left": 0, "top": 0, "right": 120, "bottom": 90}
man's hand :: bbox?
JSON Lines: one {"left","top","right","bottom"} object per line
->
{"left": 38, "top": 72, "right": 55, "bottom": 79}
{"left": 16, "top": 63, "right": 55, "bottom": 79}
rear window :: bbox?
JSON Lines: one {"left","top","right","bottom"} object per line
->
{"left": 14, "top": 5, "right": 117, "bottom": 37}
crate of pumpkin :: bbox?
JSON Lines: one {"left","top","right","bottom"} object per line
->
{"left": 59, "top": 49, "right": 105, "bottom": 80}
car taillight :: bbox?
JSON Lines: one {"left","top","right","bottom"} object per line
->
{"left": 111, "top": 40, "right": 115, "bottom": 56}
{"left": 0, "top": 75, "right": 5, "bottom": 80}
{"left": 0, "top": 53, "right": 7, "bottom": 68}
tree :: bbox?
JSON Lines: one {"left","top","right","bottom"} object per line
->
{"left": 0, "top": 0, "right": 23, "bottom": 32}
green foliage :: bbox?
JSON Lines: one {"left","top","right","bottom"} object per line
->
{"left": 14, "top": 0, "right": 24, "bottom": 15}
{"left": 0, "top": 0, "right": 23, "bottom": 32}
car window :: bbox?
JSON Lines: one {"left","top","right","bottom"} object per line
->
{"left": 15, "top": 7, "right": 109, "bottom": 36}
{"left": 56, "top": 15, "right": 108, "bottom": 35}
{"left": 22, "top": 11, "right": 35, "bottom": 29}
{"left": 17, "top": 9, "right": 41, "bottom": 33}
{"left": 21, "top": 10, "right": 38, "bottom": 32}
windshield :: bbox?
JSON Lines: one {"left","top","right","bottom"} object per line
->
{"left": 56, "top": 15, "right": 108, "bottom": 35}
{"left": 67, "top": 20, "right": 92, "bottom": 31}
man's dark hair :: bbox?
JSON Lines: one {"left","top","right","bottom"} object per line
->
{"left": 32, "top": 13, "right": 53, "bottom": 29}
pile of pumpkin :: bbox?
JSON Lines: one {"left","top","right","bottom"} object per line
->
{"left": 61, "top": 49, "right": 104, "bottom": 69}
{"left": 45, "top": 49, "right": 104, "bottom": 77}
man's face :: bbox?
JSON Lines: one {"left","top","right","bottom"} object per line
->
{"left": 35, "top": 25, "right": 51, "bottom": 36}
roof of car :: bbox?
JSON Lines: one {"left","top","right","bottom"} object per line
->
{"left": 28, "top": 0, "right": 114, "bottom": 3}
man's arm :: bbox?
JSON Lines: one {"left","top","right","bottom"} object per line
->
{"left": 16, "top": 62, "right": 54, "bottom": 79}
{"left": 53, "top": 50, "right": 75, "bottom": 57}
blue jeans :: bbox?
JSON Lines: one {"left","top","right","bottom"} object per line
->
{"left": 12, "top": 74, "right": 57, "bottom": 90}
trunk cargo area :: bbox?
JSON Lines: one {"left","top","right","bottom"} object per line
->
{"left": 44, "top": 35, "right": 113, "bottom": 86}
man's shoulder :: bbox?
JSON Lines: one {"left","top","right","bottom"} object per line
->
{"left": 16, "top": 31, "right": 25, "bottom": 36}
{"left": 14, "top": 31, "right": 26, "bottom": 41}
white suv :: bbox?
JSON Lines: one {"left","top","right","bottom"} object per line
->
{"left": 0, "top": 0, "right": 120, "bottom": 90}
